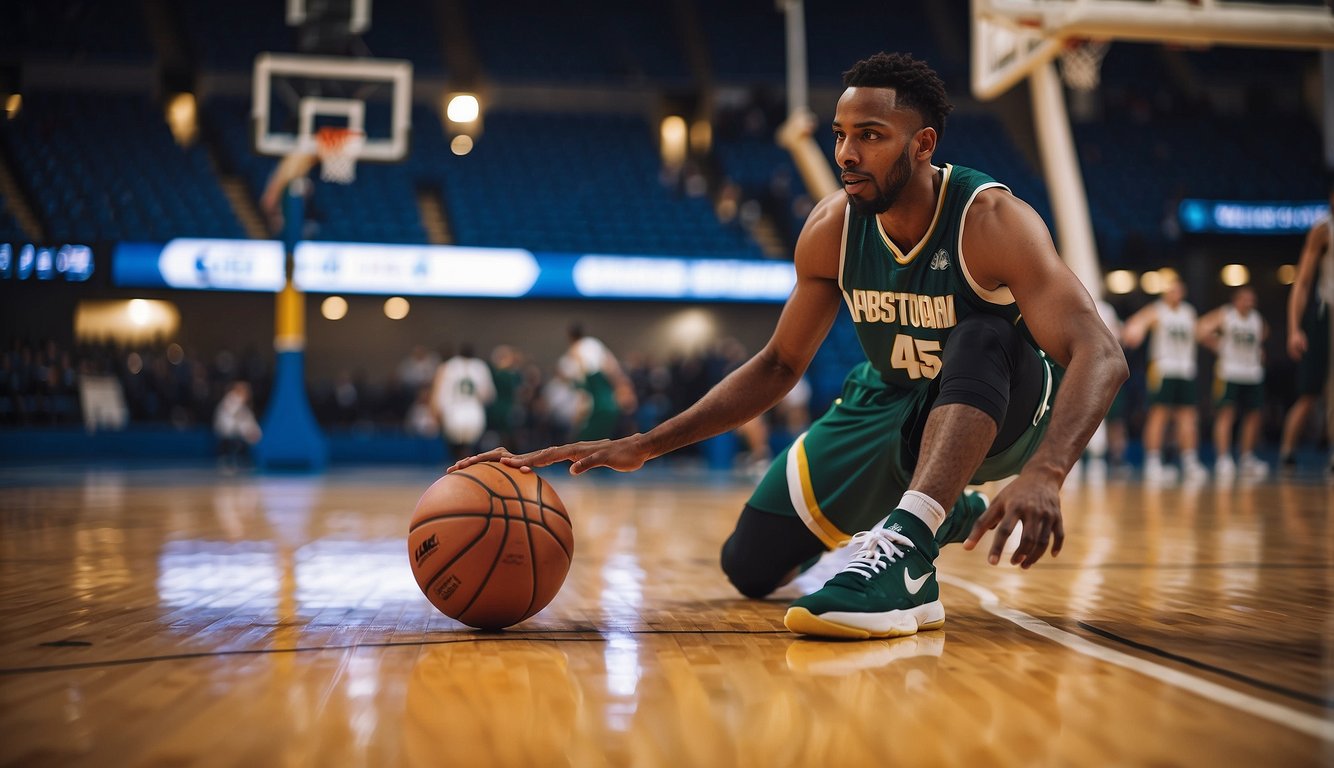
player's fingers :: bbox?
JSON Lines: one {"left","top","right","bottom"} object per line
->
{"left": 447, "top": 447, "right": 511, "bottom": 473}
{"left": 987, "top": 509, "right": 1020, "bottom": 565}
{"left": 1015, "top": 518, "right": 1051, "bottom": 568}
{"left": 1052, "top": 516, "right": 1065, "bottom": 557}
{"left": 501, "top": 445, "right": 575, "bottom": 469}
{"left": 963, "top": 502, "right": 1005, "bottom": 550}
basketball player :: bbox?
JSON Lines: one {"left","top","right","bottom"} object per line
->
{"left": 1121, "top": 277, "right": 1208, "bottom": 483}
{"left": 1280, "top": 185, "right": 1334, "bottom": 474}
{"left": 451, "top": 53, "right": 1127, "bottom": 639}
{"left": 563, "top": 325, "right": 635, "bottom": 441}
{"left": 1197, "top": 286, "right": 1268, "bottom": 480}
{"left": 431, "top": 345, "right": 495, "bottom": 463}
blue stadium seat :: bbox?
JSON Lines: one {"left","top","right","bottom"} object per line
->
{"left": 1, "top": 93, "right": 244, "bottom": 242}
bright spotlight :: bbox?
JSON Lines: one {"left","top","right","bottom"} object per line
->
{"left": 1105, "top": 270, "right": 1136, "bottom": 295}
{"left": 450, "top": 134, "right": 474, "bottom": 156}
{"left": 128, "top": 299, "right": 151, "bottom": 326}
{"left": 321, "top": 296, "right": 348, "bottom": 320}
{"left": 447, "top": 94, "right": 480, "bottom": 123}
{"left": 384, "top": 297, "right": 410, "bottom": 320}
{"left": 1220, "top": 264, "right": 1249, "bottom": 287}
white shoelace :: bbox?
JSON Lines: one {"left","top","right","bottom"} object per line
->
{"left": 840, "top": 527, "right": 915, "bottom": 579}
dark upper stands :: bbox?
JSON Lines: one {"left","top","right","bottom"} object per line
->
{"left": 464, "top": 0, "right": 690, "bottom": 85}
{"left": 2, "top": 93, "right": 243, "bottom": 242}
{"left": 0, "top": 0, "right": 1322, "bottom": 261}
{"left": 0, "top": 0, "right": 154, "bottom": 65}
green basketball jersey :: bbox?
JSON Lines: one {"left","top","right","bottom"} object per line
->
{"left": 839, "top": 164, "right": 1029, "bottom": 390}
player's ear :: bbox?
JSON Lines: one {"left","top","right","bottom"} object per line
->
{"left": 915, "top": 127, "right": 937, "bottom": 159}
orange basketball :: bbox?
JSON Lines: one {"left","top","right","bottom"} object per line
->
{"left": 408, "top": 461, "right": 573, "bottom": 629}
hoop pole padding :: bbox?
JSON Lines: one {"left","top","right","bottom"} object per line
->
{"left": 1029, "top": 61, "right": 1103, "bottom": 300}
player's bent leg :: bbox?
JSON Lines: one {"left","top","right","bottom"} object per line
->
{"left": 787, "top": 314, "right": 1048, "bottom": 639}
{"left": 720, "top": 505, "right": 826, "bottom": 599}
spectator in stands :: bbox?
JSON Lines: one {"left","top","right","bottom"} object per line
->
{"left": 404, "top": 386, "right": 440, "bottom": 439}
{"left": 1281, "top": 184, "right": 1334, "bottom": 474}
{"left": 1197, "top": 286, "right": 1268, "bottom": 480}
{"left": 1122, "top": 277, "right": 1207, "bottom": 484}
{"left": 214, "top": 381, "right": 261, "bottom": 471}
{"left": 398, "top": 345, "right": 442, "bottom": 398}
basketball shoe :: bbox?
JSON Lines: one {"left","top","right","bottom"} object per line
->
{"left": 784, "top": 511, "right": 943, "bottom": 639}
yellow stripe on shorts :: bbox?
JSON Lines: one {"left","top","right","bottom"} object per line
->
{"left": 785, "top": 432, "right": 850, "bottom": 549}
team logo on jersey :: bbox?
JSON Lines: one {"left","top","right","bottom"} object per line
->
{"left": 929, "top": 249, "right": 950, "bottom": 270}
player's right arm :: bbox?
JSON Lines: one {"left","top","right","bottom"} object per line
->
{"left": 449, "top": 192, "right": 849, "bottom": 475}
{"left": 1287, "top": 218, "right": 1329, "bottom": 360}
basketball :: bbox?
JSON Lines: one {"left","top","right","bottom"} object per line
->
{"left": 407, "top": 461, "right": 574, "bottom": 629}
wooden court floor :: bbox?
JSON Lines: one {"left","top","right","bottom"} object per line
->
{"left": 1, "top": 462, "right": 1331, "bottom": 767}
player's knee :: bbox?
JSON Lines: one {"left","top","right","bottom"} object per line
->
{"left": 935, "top": 314, "right": 1020, "bottom": 427}
{"left": 719, "top": 532, "right": 780, "bottom": 599}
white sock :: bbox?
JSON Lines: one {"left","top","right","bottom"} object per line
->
{"left": 1146, "top": 450, "right": 1162, "bottom": 465}
{"left": 896, "top": 490, "right": 946, "bottom": 534}
{"left": 1183, "top": 449, "right": 1200, "bottom": 466}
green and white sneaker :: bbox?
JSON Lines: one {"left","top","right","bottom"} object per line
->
{"left": 784, "top": 511, "right": 944, "bottom": 640}
{"left": 934, "top": 490, "right": 988, "bottom": 547}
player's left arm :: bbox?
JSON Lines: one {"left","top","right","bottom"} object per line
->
{"left": 960, "top": 189, "right": 1129, "bottom": 567}
{"left": 1195, "top": 307, "right": 1225, "bottom": 352}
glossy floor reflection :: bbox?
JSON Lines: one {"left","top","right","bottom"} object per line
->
{"left": 0, "top": 465, "right": 1331, "bottom": 766}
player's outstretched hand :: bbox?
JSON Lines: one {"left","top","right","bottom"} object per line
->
{"left": 1288, "top": 328, "right": 1308, "bottom": 361}
{"left": 961, "top": 472, "right": 1065, "bottom": 569}
{"left": 447, "top": 435, "right": 652, "bottom": 476}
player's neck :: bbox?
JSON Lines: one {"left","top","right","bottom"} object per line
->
{"left": 875, "top": 165, "right": 942, "bottom": 253}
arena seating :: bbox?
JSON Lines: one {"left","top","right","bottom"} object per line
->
{"left": 0, "top": 193, "right": 23, "bottom": 242}
{"left": 1, "top": 0, "right": 154, "bottom": 64}
{"left": 465, "top": 0, "right": 689, "bottom": 85}
{"left": 1, "top": 92, "right": 244, "bottom": 242}
{"left": 441, "top": 110, "right": 767, "bottom": 258}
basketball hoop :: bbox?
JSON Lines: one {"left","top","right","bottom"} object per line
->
{"left": 315, "top": 126, "right": 364, "bottom": 184}
{"left": 1058, "top": 39, "right": 1110, "bottom": 92}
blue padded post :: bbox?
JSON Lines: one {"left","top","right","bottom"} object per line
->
{"left": 256, "top": 185, "right": 327, "bottom": 470}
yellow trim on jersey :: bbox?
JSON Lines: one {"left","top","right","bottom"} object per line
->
{"left": 874, "top": 164, "right": 953, "bottom": 265}
{"left": 785, "top": 433, "right": 849, "bottom": 549}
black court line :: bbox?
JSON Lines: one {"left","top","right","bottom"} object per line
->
{"left": 0, "top": 629, "right": 792, "bottom": 675}
{"left": 1076, "top": 621, "right": 1331, "bottom": 709}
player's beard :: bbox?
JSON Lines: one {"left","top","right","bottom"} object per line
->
{"left": 847, "top": 143, "right": 913, "bottom": 216}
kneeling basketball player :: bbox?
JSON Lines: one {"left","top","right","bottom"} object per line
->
{"left": 450, "top": 52, "right": 1127, "bottom": 640}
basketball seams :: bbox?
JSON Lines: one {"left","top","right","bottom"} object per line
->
{"left": 420, "top": 513, "right": 494, "bottom": 593}
{"left": 520, "top": 504, "right": 540, "bottom": 621}
{"left": 455, "top": 493, "right": 511, "bottom": 621}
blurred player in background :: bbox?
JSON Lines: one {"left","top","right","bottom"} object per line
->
{"left": 453, "top": 53, "right": 1127, "bottom": 640}
{"left": 1197, "top": 286, "right": 1267, "bottom": 480}
{"left": 431, "top": 344, "right": 495, "bottom": 462}
{"left": 214, "top": 380, "right": 262, "bottom": 471}
{"left": 1122, "top": 277, "right": 1207, "bottom": 484}
{"left": 1280, "top": 185, "right": 1334, "bottom": 474}
{"left": 563, "top": 324, "right": 636, "bottom": 441}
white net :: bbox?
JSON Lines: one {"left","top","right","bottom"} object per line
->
{"left": 316, "top": 128, "right": 365, "bottom": 184}
{"left": 1057, "top": 40, "right": 1110, "bottom": 92}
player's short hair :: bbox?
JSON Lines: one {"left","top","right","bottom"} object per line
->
{"left": 843, "top": 52, "right": 953, "bottom": 138}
